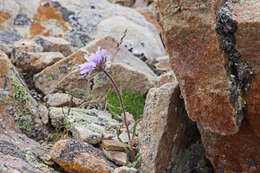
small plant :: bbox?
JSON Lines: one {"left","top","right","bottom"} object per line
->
{"left": 79, "top": 46, "right": 135, "bottom": 161}
{"left": 106, "top": 89, "right": 145, "bottom": 120}
{"left": 11, "top": 77, "right": 28, "bottom": 104}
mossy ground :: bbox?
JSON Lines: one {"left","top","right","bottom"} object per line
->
{"left": 106, "top": 89, "right": 145, "bottom": 120}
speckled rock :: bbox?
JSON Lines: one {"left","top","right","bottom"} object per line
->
{"left": 34, "top": 36, "right": 72, "bottom": 57}
{"left": 0, "top": 50, "right": 49, "bottom": 141}
{"left": 154, "top": 55, "right": 170, "bottom": 73}
{"left": 156, "top": 0, "right": 244, "bottom": 135}
{"left": 44, "top": 93, "right": 83, "bottom": 107}
{"left": 139, "top": 81, "right": 211, "bottom": 173}
{"left": 97, "top": 16, "right": 165, "bottom": 60}
{"left": 107, "top": 0, "right": 135, "bottom": 7}
{"left": 49, "top": 107, "right": 120, "bottom": 144}
{"left": 103, "top": 149, "right": 128, "bottom": 166}
{"left": 34, "top": 37, "right": 156, "bottom": 101}
{"left": 0, "top": 42, "right": 12, "bottom": 56}
{"left": 231, "top": 0, "right": 260, "bottom": 138}
{"left": 0, "top": 0, "right": 163, "bottom": 51}
{"left": 0, "top": 131, "right": 56, "bottom": 173}
{"left": 50, "top": 139, "right": 115, "bottom": 173}
{"left": 101, "top": 140, "right": 129, "bottom": 152}
{"left": 113, "top": 166, "right": 137, "bottom": 173}
{"left": 156, "top": 0, "right": 260, "bottom": 172}
{"left": 0, "top": 30, "right": 22, "bottom": 45}
{"left": 14, "top": 51, "right": 64, "bottom": 73}
{"left": 156, "top": 71, "right": 177, "bottom": 87}
{"left": 198, "top": 121, "right": 260, "bottom": 173}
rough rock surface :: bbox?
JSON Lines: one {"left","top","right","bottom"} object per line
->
{"left": 0, "top": 109, "right": 55, "bottom": 173}
{"left": 101, "top": 140, "right": 129, "bottom": 152}
{"left": 34, "top": 36, "right": 72, "bottom": 57}
{"left": 34, "top": 36, "right": 156, "bottom": 100}
{"left": 103, "top": 149, "right": 128, "bottom": 166}
{"left": 15, "top": 51, "right": 64, "bottom": 73}
{"left": 49, "top": 107, "right": 120, "bottom": 144}
{"left": 113, "top": 166, "right": 137, "bottom": 173}
{"left": 139, "top": 81, "right": 211, "bottom": 172}
{"left": 156, "top": 71, "right": 177, "bottom": 87}
{"left": 0, "top": 0, "right": 163, "bottom": 52}
{"left": 0, "top": 51, "right": 48, "bottom": 140}
{"left": 50, "top": 139, "right": 115, "bottom": 173}
{"left": 156, "top": 0, "right": 260, "bottom": 172}
{"left": 231, "top": 0, "right": 260, "bottom": 138}
{"left": 154, "top": 55, "right": 170, "bottom": 73}
{"left": 44, "top": 93, "right": 83, "bottom": 107}
{"left": 198, "top": 121, "right": 260, "bottom": 173}
{"left": 97, "top": 16, "right": 165, "bottom": 60}
{"left": 156, "top": 0, "right": 242, "bottom": 135}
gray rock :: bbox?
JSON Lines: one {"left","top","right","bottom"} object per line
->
{"left": 49, "top": 107, "right": 121, "bottom": 143}
{"left": 113, "top": 166, "right": 137, "bottom": 173}
{"left": 97, "top": 16, "right": 165, "bottom": 60}
{"left": 44, "top": 93, "right": 83, "bottom": 107}
{"left": 34, "top": 36, "right": 73, "bottom": 57}
{"left": 1, "top": 0, "right": 164, "bottom": 53}
{"left": 0, "top": 131, "right": 56, "bottom": 173}
{"left": 0, "top": 30, "right": 22, "bottom": 45}
{"left": 14, "top": 14, "right": 32, "bottom": 25}
{"left": 34, "top": 37, "right": 156, "bottom": 99}
{"left": 139, "top": 81, "right": 205, "bottom": 173}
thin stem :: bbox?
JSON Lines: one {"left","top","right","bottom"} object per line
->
{"left": 103, "top": 70, "right": 135, "bottom": 161}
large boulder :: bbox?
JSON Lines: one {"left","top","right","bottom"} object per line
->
{"left": 156, "top": 0, "right": 260, "bottom": 172}
{"left": 0, "top": 109, "right": 56, "bottom": 173}
{"left": 139, "top": 80, "right": 212, "bottom": 172}
{"left": 97, "top": 16, "right": 164, "bottom": 60}
{"left": 156, "top": 0, "right": 242, "bottom": 135}
{"left": 0, "top": 0, "right": 164, "bottom": 56}
{"left": 0, "top": 50, "right": 48, "bottom": 140}
{"left": 0, "top": 131, "right": 57, "bottom": 173}
{"left": 34, "top": 36, "right": 156, "bottom": 101}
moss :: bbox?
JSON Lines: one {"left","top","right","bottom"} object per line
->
{"left": 47, "top": 75, "right": 54, "bottom": 81}
{"left": 0, "top": 95, "right": 10, "bottom": 105}
{"left": 106, "top": 89, "right": 145, "bottom": 120}
{"left": 25, "top": 150, "right": 50, "bottom": 169}
{"left": 16, "top": 113, "right": 34, "bottom": 132}
{"left": 11, "top": 77, "right": 28, "bottom": 104}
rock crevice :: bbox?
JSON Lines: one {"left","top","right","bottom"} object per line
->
{"left": 216, "top": 0, "right": 254, "bottom": 126}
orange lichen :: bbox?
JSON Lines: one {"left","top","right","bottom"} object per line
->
{"left": 0, "top": 57, "right": 9, "bottom": 88}
{"left": 56, "top": 157, "right": 110, "bottom": 173}
{"left": 30, "top": 23, "right": 46, "bottom": 37}
{"left": 0, "top": 11, "right": 10, "bottom": 23}
{"left": 30, "top": 4, "right": 69, "bottom": 38}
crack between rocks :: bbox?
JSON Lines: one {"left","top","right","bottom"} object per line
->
{"left": 216, "top": 0, "right": 254, "bottom": 126}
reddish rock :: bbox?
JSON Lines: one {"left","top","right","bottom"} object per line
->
{"left": 156, "top": 0, "right": 239, "bottom": 135}
{"left": 198, "top": 121, "right": 260, "bottom": 173}
{"left": 232, "top": 0, "right": 260, "bottom": 138}
{"left": 156, "top": 0, "right": 260, "bottom": 172}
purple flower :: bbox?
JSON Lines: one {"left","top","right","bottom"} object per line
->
{"left": 79, "top": 47, "right": 110, "bottom": 76}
